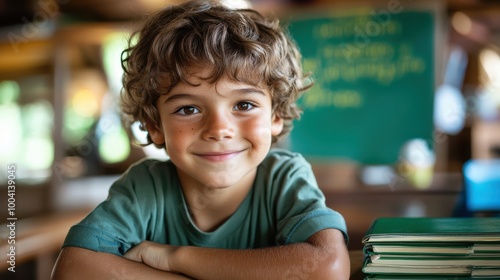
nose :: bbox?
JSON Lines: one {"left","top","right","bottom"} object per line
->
{"left": 201, "top": 111, "right": 235, "bottom": 141}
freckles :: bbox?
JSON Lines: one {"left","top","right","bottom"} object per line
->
{"left": 174, "top": 127, "right": 195, "bottom": 136}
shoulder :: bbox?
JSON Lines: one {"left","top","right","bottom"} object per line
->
{"left": 257, "top": 150, "right": 349, "bottom": 244}
{"left": 110, "top": 158, "right": 177, "bottom": 196}
{"left": 255, "top": 148, "right": 317, "bottom": 195}
{"left": 260, "top": 148, "right": 311, "bottom": 173}
{"left": 121, "top": 158, "right": 175, "bottom": 182}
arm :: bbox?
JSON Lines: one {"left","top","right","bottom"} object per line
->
{"left": 51, "top": 247, "right": 194, "bottom": 280}
{"left": 125, "top": 228, "right": 350, "bottom": 280}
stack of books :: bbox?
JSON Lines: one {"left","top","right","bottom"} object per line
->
{"left": 361, "top": 217, "right": 500, "bottom": 279}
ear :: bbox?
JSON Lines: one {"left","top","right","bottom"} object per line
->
{"left": 271, "top": 113, "right": 284, "bottom": 137}
{"left": 146, "top": 121, "right": 165, "bottom": 145}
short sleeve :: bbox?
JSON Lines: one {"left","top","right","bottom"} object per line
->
{"left": 62, "top": 161, "right": 157, "bottom": 256}
{"left": 269, "top": 152, "right": 348, "bottom": 245}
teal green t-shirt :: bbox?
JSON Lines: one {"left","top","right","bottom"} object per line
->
{"left": 63, "top": 149, "right": 347, "bottom": 256}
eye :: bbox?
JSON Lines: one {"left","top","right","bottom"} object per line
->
{"left": 233, "top": 101, "right": 255, "bottom": 111}
{"left": 175, "top": 106, "right": 200, "bottom": 115}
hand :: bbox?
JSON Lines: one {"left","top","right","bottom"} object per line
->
{"left": 124, "top": 241, "right": 178, "bottom": 272}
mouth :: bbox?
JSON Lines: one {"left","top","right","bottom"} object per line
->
{"left": 194, "top": 150, "right": 244, "bottom": 162}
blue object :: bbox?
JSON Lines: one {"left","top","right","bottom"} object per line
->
{"left": 463, "top": 159, "right": 500, "bottom": 212}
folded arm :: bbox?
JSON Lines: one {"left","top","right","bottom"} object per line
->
{"left": 51, "top": 247, "right": 193, "bottom": 280}
{"left": 125, "top": 228, "right": 350, "bottom": 280}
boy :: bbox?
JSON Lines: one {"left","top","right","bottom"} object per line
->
{"left": 52, "top": 0, "right": 349, "bottom": 279}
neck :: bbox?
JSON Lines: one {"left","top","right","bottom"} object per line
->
{"left": 178, "top": 169, "right": 256, "bottom": 232}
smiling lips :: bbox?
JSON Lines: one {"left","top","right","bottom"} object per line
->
{"left": 194, "top": 150, "right": 243, "bottom": 162}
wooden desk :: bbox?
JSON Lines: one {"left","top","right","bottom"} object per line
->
{"left": 0, "top": 210, "right": 89, "bottom": 270}
{"left": 350, "top": 250, "right": 365, "bottom": 280}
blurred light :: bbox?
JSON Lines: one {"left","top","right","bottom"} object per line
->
{"left": 478, "top": 47, "right": 500, "bottom": 120}
{"left": 434, "top": 84, "right": 466, "bottom": 135}
{"left": 0, "top": 80, "right": 20, "bottom": 104}
{"left": 443, "top": 46, "right": 468, "bottom": 89}
{"left": 63, "top": 108, "right": 95, "bottom": 145}
{"left": 400, "top": 139, "right": 435, "bottom": 169}
{"left": 72, "top": 89, "right": 100, "bottom": 118}
{"left": 96, "top": 112, "right": 121, "bottom": 136}
{"left": 97, "top": 112, "right": 130, "bottom": 164}
{"left": 479, "top": 48, "right": 500, "bottom": 83}
{"left": 100, "top": 32, "right": 136, "bottom": 165}
{"left": 21, "top": 101, "right": 55, "bottom": 172}
{"left": 103, "top": 32, "right": 130, "bottom": 95}
{"left": 0, "top": 103, "right": 22, "bottom": 166}
{"left": 23, "top": 137, "right": 54, "bottom": 170}
{"left": 64, "top": 70, "right": 106, "bottom": 145}
{"left": 98, "top": 126, "right": 130, "bottom": 164}
{"left": 399, "top": 139, "right": 435, "bottom": 189}
{"left": 475, "top": 88, "right": 498, "bottom": 121}
{"left": 452, "top": 12, "right": 472, "bottom": 35}
{"left": 0, "top": 78, "right": 55, "bottom": 183}
{"left": 466, "top": 159, "right": 500, "bottom": 183}
{"left": 0, "top": 80, "right": 22, "bottom": 168}
{"left": 403, "top": 201, "right": 426, "bottom": 217}
{"left": 23, "top": 100, "right": 54, "bottom": 135}
{"left": 360, "top": 165, "right": 396, "bottom": 186}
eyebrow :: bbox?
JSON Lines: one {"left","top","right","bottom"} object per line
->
{"left": 233, "top": 87, "right": 266, "bottom": 96}
{"left": 164, "top": 87, "right": 266, "bottom": 104}
{"left": 164, "top": 93, "right": 196, "bottom": 104}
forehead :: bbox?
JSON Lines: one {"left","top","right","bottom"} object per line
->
{"left": 175, "top": 66, "right": 269, "bottom": 94}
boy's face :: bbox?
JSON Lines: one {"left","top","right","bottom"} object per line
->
{"left": 148, "top": 68, "right": 283, "bottom": 190}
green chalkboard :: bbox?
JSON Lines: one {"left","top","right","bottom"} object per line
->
{"left": 287, "top": 7, "right": 436, "bottom": 164}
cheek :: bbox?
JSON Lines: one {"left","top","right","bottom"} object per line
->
{"left": 243, "top": 117, "right": 273, "bottom": 144}
{"left": 164, "top": 125, "right": 189, "bottom": 149}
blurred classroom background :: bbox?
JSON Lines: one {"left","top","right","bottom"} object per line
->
{"left": 0, "top": 0, "right": 499, "bottom": 279}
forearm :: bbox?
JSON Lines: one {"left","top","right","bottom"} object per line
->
{"left": 51, "top": 247, "right": 193, "bottom": 280}
{"left": 172, "top": 230, "right": 349, "bottom": 280}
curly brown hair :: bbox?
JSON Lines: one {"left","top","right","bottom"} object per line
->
{"left": 121, "top": 0, "right": 312, "bottom": 147}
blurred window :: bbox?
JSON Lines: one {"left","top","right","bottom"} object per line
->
{"left": 0, "top": 77, "right": 54, "bottom": 184}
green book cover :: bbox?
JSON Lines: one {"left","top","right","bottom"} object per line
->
{"left": 362, "top": 257, "right": 471, "bottom": 275}
{"left": 362, "top": 257, "right": 500, "bottom": 276}
{"left": 369, "top": 254, "right": 500, "bottom": 267}
{"left": 363, "top": 217, "right": 500, "bottom": 244}
{"left": 364, "top": 242, "right": 500, "bottom": 256}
